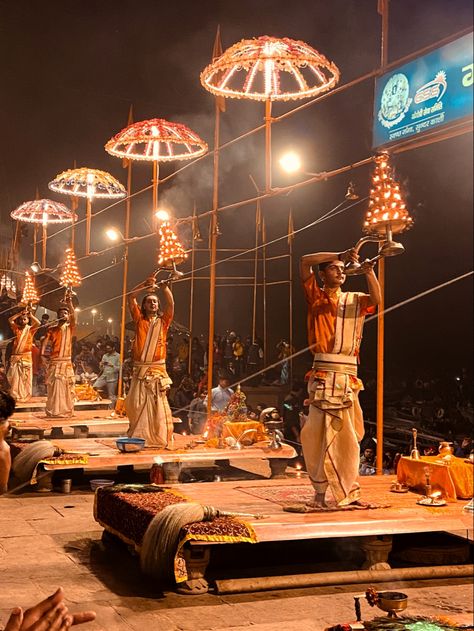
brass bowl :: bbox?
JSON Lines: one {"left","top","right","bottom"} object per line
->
{"left": 377, "top": 591, "right": 408, "bottom": 618}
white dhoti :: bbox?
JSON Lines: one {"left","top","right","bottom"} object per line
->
{"left": 45, "top": 358, "right": 75, "bottom": 418}
{"left": 8, "top": 354, "right": 33, "bottom": 402}
{"left": 301, "top": 353, "right": 365, "bottom": 506}
{"left": 125, "top": 361, "right": 173, "bottom": 447}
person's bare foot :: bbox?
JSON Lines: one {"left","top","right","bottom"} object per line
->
{"left": 307, "top": 492, "right": 328, "bottom": 508}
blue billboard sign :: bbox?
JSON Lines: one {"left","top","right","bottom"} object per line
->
{"left": 373, "top": 32, "right": 473, "bottom": 148}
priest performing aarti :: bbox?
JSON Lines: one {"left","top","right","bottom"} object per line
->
{"left": 299, "top": 248, "right": 380, "bottom": 508}
{"left": 7, "top": 309, "right": 41, "bottom": 402}
{"left": 42, "top": 291, "right": 76, "bottom": 418}
{"left": 125, "top": 277, "right": 175, "bottom": 447}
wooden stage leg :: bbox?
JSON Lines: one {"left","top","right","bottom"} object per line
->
{"left": 162, "top": 462, "right": 182, "bottom": 483}
{"left": 176, "top": 544, "right": 210, "bottom": 595}
{"left": 361, "top": 534, "right": 393, "bottom": 570}
{"left": 269, "top": 459, "right": 288, "bottom": 479}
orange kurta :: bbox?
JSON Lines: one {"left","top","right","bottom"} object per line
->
{"left": 303, "top": 273, "right": 374, "bottom": 355}
{"left": 48, "top": 323, "right": 74, "bottom": 359}
{"left": 130, "top": 300, "right": 170, "bottom": 362}
{"left": 11, "top": 323, "right": 36, "bottom": 354}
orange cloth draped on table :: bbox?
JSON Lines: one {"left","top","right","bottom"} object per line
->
{"left": 397, "top": 455, "right": 474, "bottom": 501}
{"left": 222, "top": 421, "right": 267, "bottom": 443}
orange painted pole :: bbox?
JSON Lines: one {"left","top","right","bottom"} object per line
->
{"left": 188, "top": 204, "right": 197, "bottom": 374}
{"left": 117, "top": 161, "right": 132, "bottom": 400}
{"left": 85, "top": 197, "right": 92, "bottom": 256}
{"left": 376, "top": 0, "right": 389, "bottom": 474}
{"left": 252, "top": 202, "right": 260, "bottom": 343}
{"left": 33, "top": 225, "right": 38, "bottom": 263}
{"left": 207, "top": 98, "right": 220, "bottom": 415}
{"left": 264, "top": 98, "right": 272, "bottom": 193}
{"left": 41, "top": 224, "right": 47, "bottom": 269}
{"left": 376, "top": 257, "right": 385, "bottom": 474}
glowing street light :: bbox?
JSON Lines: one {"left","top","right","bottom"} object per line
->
{"left": 155, "top": 209, "right": 170, "bottom": 222}
{"left": 105, "top": 228, "right": 121, "bottom": 242}
{"left": 279, "top": 151, "right": 302, "bottom": 174}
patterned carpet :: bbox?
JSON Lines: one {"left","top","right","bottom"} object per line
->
{"left": 236, "top": 484, "right": 391, "bottom": 512}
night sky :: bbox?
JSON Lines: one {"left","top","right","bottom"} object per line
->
{"left": 1, "top": 0, "right": 472, "bottom": 378}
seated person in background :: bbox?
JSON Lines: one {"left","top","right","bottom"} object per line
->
{"left": 203, "top": 373, "right": 233, "bottom": 412}
{"left": 454, "top": 436, "right": 473, "bottom": 458}
{"left": 3, "top": 587, "right": 96, "bottom": 630}
{"left": 188, "top": 391, "right": 207, "bottom": 434}
{"left": 359, "top": 446, "right": 376, "bottom": 476}
{"left": 0, "top": 389, "right": 16, "bottom": 495}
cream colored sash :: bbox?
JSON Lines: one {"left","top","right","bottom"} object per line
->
{"left": 140, "top": 316, "right": 162, "bottom": 364}
{"left": 15, "top": 324, "right": 31, "bottom": 355}
{"left": 58, "top": 323, "right": 71, "bottom": 359}
{"left": 332, "top": 292, "right": 366, "bottom": 357}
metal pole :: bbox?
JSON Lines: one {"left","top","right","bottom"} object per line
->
{"left": 188, "top": 204, "right": 197, "bottom": 374}
{"left": 207, "top": 99, "right": 220, "bottom": 415}
{"left": 33, "top": 225, "right": 37, "bottom": 263}
{"left": 262, "top": 217, "right": 267, "bottom": 366}
{"left": 117, "top": 161, "right": 132, "bottom": 400}
{"left": 376, "top": 0, "right": 389, "bottom": 475}
{"left": 41, "top": 224, "right": 47, "bottom": 269}
{"left": 288, "top": 212, "right": 294, "bottom": 385}
{"left": 152, "top": 160, "right": 159, "bottom": 214}
{"left": 71, "top": 195, "right": 77, "bottom": 249}
{"left": 252, "top": 201, "right": 260, "bottom": 343}
{"left": 85, "top": 197, "right": 92, "bottom": 256}
{"left": 265, "top": 99, "right": 272, "bottom": 193}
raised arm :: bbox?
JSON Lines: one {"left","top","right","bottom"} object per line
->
{"left": 299, "top": 249, "right": 358, "bottom": 282}
{"left": 8, "top": 312, "right": 21, "bottom": 328}
{"left": 160, "top": 283, "right": 174, "bottom": 323}
{"left": 63, "top": 291, "right": 76, "bottom": 327}
{"left": 127, "top": 278, "right": 153, "bottom": 314}
{"left": 360, "top": 260, "right": 381, "bottom": 307}
{"left": 29, "top": 313, "right": 41, "bottom": 329}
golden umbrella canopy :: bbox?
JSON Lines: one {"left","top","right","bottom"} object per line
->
{"left": 201, "top": 35, "right": 340, "bottom": 193}
{"left": 10, "top": 198, "right": 76, "bottom": 224}
{"left": 48, "top": 167, "right": 126, "bottom": 256}
{"left": 200, "top": 35, "right": 340, "bottom": 101}
{"left": 105, "top": 118, "right": 208, "bottom": 225}
{"left": 10, "top": 198, "right": 77, "bottom": 269}
{"left": 105, "top": 118, "right": 208, "bottom": 162}
{"left": 48, "top": 167, "right": 126, "bottom": 199}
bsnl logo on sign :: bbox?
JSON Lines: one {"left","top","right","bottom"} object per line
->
{"left": 414, "top": 71, "right": 447, "bottom": 104}
{"left": 373, "top": 33, "right": 473, "bottom": 148}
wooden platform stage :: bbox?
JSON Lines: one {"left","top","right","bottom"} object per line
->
{"left": 9, "top": 408, "right": 128, "bottom": 439}
{"left": 14, "top": 396, "right": 113, "bottom": 412}
{"left": 97, "top": 476, "right": 473, "bottom": 594}
{"left": 40, "top": 435, "right": 297, "bottom": 482}
{"left": 170, "top": 476, "right": 472, "bottom": 543}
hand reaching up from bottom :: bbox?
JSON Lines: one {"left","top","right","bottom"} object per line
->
{"left": 3, "top": 588, "right": 96, "bottom": 631}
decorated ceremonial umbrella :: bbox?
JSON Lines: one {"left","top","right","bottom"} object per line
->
{"left": 48, "top": 168, "right": 126, "bottom": 256}
{"left": 200, "top": 35, "right": 340, "bottom": 191}
{"left": 105, "top": 118, "right": 208, "bottom": 220}
{"left": 10, "top": 199, "right": 77, "bottom": 269}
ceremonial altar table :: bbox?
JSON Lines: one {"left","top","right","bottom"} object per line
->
{"left": 397, "top": 455, "right": 474, "bottom": 501}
